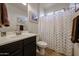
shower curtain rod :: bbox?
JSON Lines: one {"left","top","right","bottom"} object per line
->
{"left": 38, "top": 4, "right": 77, "bottom": 17}
{"left": 41, "top": 7, "right": 75, "bottom": 16}
{"left": 50, "top": 4, "right": 76, "bottom": 13}
{"left": 60, "top": 3, "right": 79, "bottom": 12}
{"left": 53, "top": 7, "right": 75, "bottom": 13}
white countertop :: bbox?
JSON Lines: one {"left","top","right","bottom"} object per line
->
{"left": 0, "top": 31, "right": 37, "bottom": 46}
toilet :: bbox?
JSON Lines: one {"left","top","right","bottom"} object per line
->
{"left": 37, "top": 41, "right": 47, "bottom": 55}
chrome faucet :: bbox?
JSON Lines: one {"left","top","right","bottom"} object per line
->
{"left": 1, "top": 31, "right": 6, "bottom": 37}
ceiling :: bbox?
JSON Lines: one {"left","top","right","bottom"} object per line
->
{"left": 40, "top": 3, "right": 70, "bottom": 9}
{"left": 29, "top": 3, "right": 57, "bottom": 11}
{"left": 40, "top": 3, "right": 57, "bottom": 9}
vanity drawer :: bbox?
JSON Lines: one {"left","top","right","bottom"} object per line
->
{"left": 0, "top": 40, "right": 23, "bottom": 56}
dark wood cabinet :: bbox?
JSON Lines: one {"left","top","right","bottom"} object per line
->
{"left": 24, "top": 37, "right": 36, "bottom": 56}
{"left": 0, "top": 40, "right": 23, "bottom": 56}
{"left": 0, "top": 36, "right": 36, "bottom": 56}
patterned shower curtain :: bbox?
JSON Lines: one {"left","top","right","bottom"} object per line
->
{"left": 38, "top": 8, "right": 75, "bottom": 55}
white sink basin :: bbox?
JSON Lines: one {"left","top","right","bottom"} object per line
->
{"left": 6, "top": 35, "right": 16, "bottom": 37}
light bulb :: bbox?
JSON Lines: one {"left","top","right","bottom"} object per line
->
{"left": 22, "top": 3, "right": 27, "bottom": 5}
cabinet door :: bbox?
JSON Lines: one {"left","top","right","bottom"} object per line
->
{"left": 24, "top": 36, "right": 36, "bottom": 56}
{"left": 24, "top": 41, "right": 36, "bottom": 56}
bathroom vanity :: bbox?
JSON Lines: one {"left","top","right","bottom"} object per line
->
{"left": 0, "top": 32, "right": 36, "bottom": 56}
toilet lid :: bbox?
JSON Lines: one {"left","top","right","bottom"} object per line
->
{"left": 37, "top": 41, "right": 47, "bottom": 46}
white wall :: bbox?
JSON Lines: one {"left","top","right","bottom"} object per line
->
{"left": 3, "top": 3, "right": 27, "bottom": 31}
{"left": 27, "top": 4, "right": 38, "bottom": 34}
